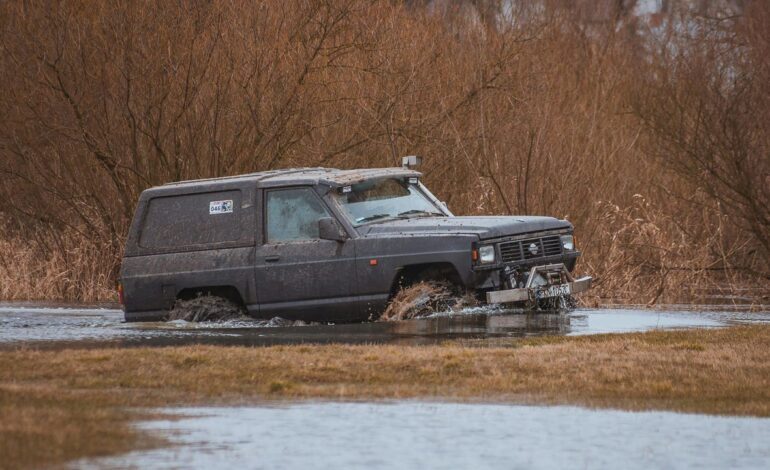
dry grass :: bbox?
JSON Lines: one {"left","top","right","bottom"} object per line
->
{"left": 0, "top": 388, "right": 156, "bottom": 469}
{"left": 0, "top": 234, "right": 117, "bottom": 303}
{"left": 1, "top": 325, "right": 769, "bottom": 468}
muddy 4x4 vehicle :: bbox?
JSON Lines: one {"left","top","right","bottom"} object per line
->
{"left": 119, "top": 162, "right": 591, "bottom": 322}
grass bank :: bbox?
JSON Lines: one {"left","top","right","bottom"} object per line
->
{"left": 2, "top": 325, "right": 769, "bottom": 468}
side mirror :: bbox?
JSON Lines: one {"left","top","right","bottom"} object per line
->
{"left": 318, "top": 217, "right": 348, "bottom": 242}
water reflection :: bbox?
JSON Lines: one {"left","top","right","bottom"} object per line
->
{"left": 127, "top": 311, "right": 574, "bottom": 347}
{"left": 81, "top": 402, "right": 770, "bottom": 470}
{"left": 0, "top": 303, "right": 767, "bottom": 349}
{"left": 389, "top": 311, "right": 571, "bottom": 338}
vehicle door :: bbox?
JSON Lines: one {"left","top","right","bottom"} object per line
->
{"left": 253, "top": 186, "right": 357, "bottom": 321}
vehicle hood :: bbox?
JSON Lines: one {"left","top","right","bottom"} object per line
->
{"left": 357, "top": 216, "right": 572, "bottom": 240}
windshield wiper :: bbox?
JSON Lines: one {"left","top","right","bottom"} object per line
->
{"left": 357, "top": 210, "right": 438, "bottom": 226}
{"left": 356, "top": 213, "right": 395, "bottom": 224}
{"left": 397, "top": 209, "right": 444, "bottom": 218}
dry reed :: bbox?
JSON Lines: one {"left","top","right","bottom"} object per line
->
{"left": 0, "top": 1, "right": 767, "bottom": 304}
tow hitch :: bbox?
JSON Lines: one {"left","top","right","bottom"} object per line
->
{"left": 486, "top": 263, "right": 592, "bottom": 306}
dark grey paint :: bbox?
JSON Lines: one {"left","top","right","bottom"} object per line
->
{"left": 120, "top": 167, "right": 581, "bottom": 322}
{"left": 358, "top": 216, "right": 571, "bottom": 240}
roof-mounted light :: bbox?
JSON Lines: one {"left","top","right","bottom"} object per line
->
{"left": 401, "top": 155, "right": 422, "bottom": 169}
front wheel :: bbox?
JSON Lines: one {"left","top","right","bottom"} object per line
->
{"left": 379, "top": 280, "right": 476, "bottom": 321}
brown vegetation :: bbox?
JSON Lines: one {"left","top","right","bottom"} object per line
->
{"left": 2, "top": 325, "right": 770, "bottom": 468}
{"left": 0, "top": 0, "right": 768, "bottom": 303}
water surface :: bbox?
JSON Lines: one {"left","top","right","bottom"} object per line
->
{"left": 80, "top": 402, "right": 770, "bottom": 470}
{"left": 1, "top": 303, "right": 768, "bottom": 348}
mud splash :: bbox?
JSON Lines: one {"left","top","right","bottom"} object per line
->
{"left": 167, "top": 296, "right": 248, "bottom": 322}
{"left": 378, "top": 282, "right": 577, "bottom": 321}
{"left": 379, "top": 282, "right": 479, "bottom": 321}
{"left": 159, "top": 288, "right": 572, "bottom": 324}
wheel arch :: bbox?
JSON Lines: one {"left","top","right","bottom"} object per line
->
{"left": 175, "top": 285, "right": 246, "bottom": 307}
{"left": 388, "top": 262, "right": 464, "bottom": 298}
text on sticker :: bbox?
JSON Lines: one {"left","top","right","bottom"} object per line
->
{"left": 209, "top": 200, "right": 234, "bottom": 215}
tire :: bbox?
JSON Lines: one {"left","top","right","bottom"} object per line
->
{"left": 167, "top": 295, "right": 246, "bottom": 322}
{"left": 380, "top": 279, "right": 476, "bottom": 321}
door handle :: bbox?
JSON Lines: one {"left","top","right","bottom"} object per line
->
{"left": 265, "top": 255, "right": 280, "bottom": 262}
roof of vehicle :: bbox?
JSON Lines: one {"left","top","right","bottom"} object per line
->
{"left": 156, "top": 167, "right": 422, "bottom": 192}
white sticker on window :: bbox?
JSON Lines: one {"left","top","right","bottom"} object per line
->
{"left": 209, "top": 200, "right": 234, "bottom": 215}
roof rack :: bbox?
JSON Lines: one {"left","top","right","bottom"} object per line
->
{"left": 162, "top": 167, "right": 329, "bottom": 186}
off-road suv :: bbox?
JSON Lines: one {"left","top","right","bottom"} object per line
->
{"left": 119, "top": 163, "right": 591, "bottom": 322}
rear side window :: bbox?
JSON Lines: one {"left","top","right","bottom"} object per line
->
{"left": 266, "top": 188, "right": 331, "bottom": 242}
{"left": 139, "top": 190, "right": 242, "bottom": 249}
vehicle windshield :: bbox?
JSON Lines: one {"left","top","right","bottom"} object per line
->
{"left": 332, "top": 178, "right": 445, "bottom": 226}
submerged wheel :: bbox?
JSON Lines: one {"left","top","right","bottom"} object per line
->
{"left": 378, "top": 281, "right": 453, "bottom": 321}
{"left": 167, "top": 295, "right": 246, "bottom": 322}
{"left": 379, "top": 274, "right": 477, "bottom": 321}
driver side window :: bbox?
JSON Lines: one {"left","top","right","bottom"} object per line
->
{"left": 266, "top": 188, "right": 332, "bottom": 243}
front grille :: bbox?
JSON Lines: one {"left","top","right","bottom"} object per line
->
{"left": 499, "top": 235, "right": 562, "bottom": 263}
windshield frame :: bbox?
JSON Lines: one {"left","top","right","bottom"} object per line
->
{"left": 329, "top": 177, "right": 449, "bottom": 228}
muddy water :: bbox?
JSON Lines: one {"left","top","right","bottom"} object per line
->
{"left": 80, "top": 402, "right": 770, "bottom": 470}
{"left": 1, "top": 303, "right": 768, "bottom": 348}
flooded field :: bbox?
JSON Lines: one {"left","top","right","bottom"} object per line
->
{"left": 1, "top": 302, "right": 768, "bottom": 348}
{"left": 81, "top": 402, "right": 770, "bottom": 469}
{"left": 3, "top": 303, "right": 769, "bottom": 468}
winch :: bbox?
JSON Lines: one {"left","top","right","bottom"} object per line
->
{"left": 487, "top": 263, "right": 592, "bottom": 307}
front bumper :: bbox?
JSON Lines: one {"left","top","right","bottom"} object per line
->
{"left": 486, "top": 263, "right": 592, "bottom": 305}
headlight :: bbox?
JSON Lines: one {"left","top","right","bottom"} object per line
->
{"left": 478, "top": 245, "right": 496, "bottom": 264}
{"left": 560, "top": 234, "right": 575, "bottom": 251}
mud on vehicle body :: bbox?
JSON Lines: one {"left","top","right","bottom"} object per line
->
{"left": 119, "top": 163, "right": 591, "bottom": 322}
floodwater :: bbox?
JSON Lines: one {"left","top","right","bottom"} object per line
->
{"left": 1, "top": 302, "right": 768, "bottom": 348}
{"left": 5, "top": 305, "right": 768, "bottom": 469}
{"left": 80, "top": 402, "right": 770, "bottom": 470}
